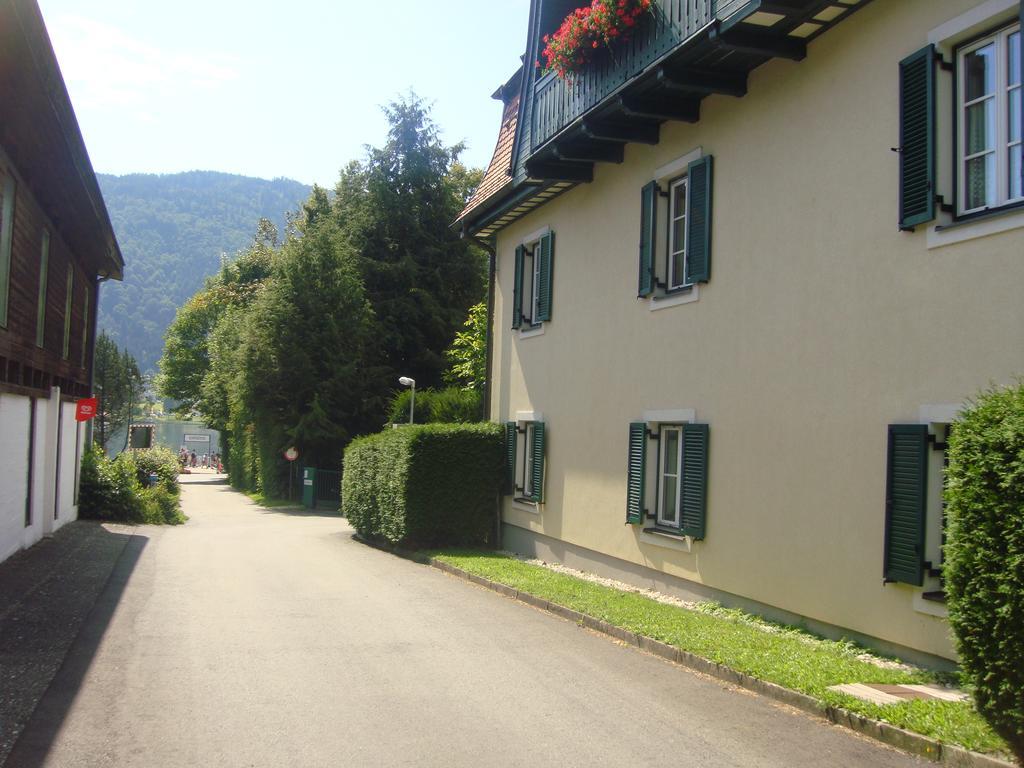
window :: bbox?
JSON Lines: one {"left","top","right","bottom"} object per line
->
{"left": 512, "top": 231, "right": 554, "bottom": 331}
{"left": 638, "top": 154, "right": 713, "bottom": 299}
{"left": 958, "top": 25, "right": 1022, "bottom": 214}
{"left": 884, "top": 414, "right": 955, "bottom": 604}
{"left": 626, "top": 418, "right": 709, "bottom": 539}
{"left": 0, "top": 173, "right": 15, "bottom": 329}
{"left": 657, "top": 425, "right": 683, "bottom": 527}
{"left": 62, "top": 265, "right": 73, "bottom": 360}
{"left": 667, "top": 178, "right": 688, "bottom": 291}
{"left": 899, "top": 13, "right": 1023, "bottom": 229}
{"left": 37, "top": 229, "right": 49, "bottom": 348}
{"left": 80, "top": 283, "right": 89, "bottom": 368}
{"left": 504, "top": 419, "right": 546, "bottom": 503}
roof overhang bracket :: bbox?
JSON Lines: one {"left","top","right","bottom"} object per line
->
{"left": 618, "top": 95, "right": 700, "bottom": 123}
{"left": 655, "top": 67, "right": 748, "bottom": 98}
{"left": 581, "top": 120, "right": 660, "bottom": 145}
{"left": 709, "top": 26, "right": 807, "bottom": 61}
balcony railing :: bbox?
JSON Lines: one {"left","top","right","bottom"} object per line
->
{"left": 532, "top": 0, "right": 722, "bottom": 149}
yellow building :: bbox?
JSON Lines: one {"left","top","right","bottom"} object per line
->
{"left": 457, "top": 0, "right": 1024, "bottom": 666}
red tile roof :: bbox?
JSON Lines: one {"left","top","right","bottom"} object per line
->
{"left": 457, "top": 92, "right": 519, "bottom": 224}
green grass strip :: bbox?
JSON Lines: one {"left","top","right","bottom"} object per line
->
{"left": 429, "top": 549, "right": 1006, "bottom": 756}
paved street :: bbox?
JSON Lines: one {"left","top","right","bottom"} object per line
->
{"left": 6, "top": 476, "right": 927, "bottom": 767}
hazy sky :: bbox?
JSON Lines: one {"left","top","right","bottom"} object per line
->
{"left": 37, "top": 0, "right": 531, "bottom": 187}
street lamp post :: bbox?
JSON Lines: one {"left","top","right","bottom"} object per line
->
{"left": 398, "top": 376, "right": 416, "bottom": 424}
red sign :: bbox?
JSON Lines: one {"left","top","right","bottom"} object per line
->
{"left": 75, "top": 397, "right": 98, "bottom": 422}
{"left": 283, "top": 447, "right": 299, "bottom": 462}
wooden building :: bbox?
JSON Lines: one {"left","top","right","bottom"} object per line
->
{"left": 0, "top": 0, "right": 124, "bottom": 563}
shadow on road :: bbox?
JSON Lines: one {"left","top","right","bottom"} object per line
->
{"left": 257, "top": 506, "right": 343, "bottom": 519}
{"left": 3, "top": 528, "right": 147, "bottom": 768}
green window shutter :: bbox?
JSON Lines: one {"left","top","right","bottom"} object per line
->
{"left": 512, "top": 245, "right": 525, "bottom": 329}
{"left": 638, "top": 181, "right": 657, "bottom": 297}
{"left": 536, "top": 232, "right": 554, "bottom": 322}
{"left": 680, "top": 423, "right": 709, "bottom": 539}
{"left": 884, "top": 424, "right": 928, "bottom": 586}
{"left": 685, "top": 156, "right": 713, "bottom": 284}
{"left": 504, "top": 421, "right": 517, "bottom": 495}
{"left": 898, "top": 45, "right": 936, "bottom": 229}
{"left": 530, "top": 422, "right": 546, "bottom": 503}
{"left": 626, "top": 422, "right": 647, "bottom": 524}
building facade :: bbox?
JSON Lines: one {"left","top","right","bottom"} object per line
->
{"left": 0, "top": 0, "right": 124, "bottom": 563}
{"left": 458, "top": 0, "right": 1024, "bottom": 665}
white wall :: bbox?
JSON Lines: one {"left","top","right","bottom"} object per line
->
{"left": 0, "top": 387, "right": 83, "bottom": 564}
{"left": 0, "top": 392, "right": 31, "bottom": 563}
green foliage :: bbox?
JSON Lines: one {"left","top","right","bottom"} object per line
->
{"left": 156, "top": 98, "right": 487, "bottom": 499}
{"left": 131, "top": 446, "right": 181, "bottom": 495}
{"left": 98, "top": 171, "right": 311, "bottom": 373}
{"left": 945, "top": 382, "right": 1024, "bottom": 763}
{"left": 444, "top": 301, "right": 487, "bottom": 392}
{"left": 79, "top": 447, "right": 184, "bottom": 525}
{"left": 342, "top": 423, "right": 503, "bottom": 547}
{"left": 334, "top": 94, "right": 487, "bottom": 392}
{"left": 93, "top": 332, "right": 144, "bottom": 452}
{"left": 387, "top": 386, "right": 482, "bottom": 425}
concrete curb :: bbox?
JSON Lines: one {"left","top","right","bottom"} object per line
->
{"left": 356, "top": 537, "right": 1013, "bottom": 768}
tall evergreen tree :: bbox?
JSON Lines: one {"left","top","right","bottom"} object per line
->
{"left": 334, "top": 94, "right": 486, "bottom": 392}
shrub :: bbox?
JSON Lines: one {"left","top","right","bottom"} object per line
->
{"left": 387, "top": 386, "right": 482, "bottom": 425}
{"left": 342, "top": 423, "right": 503, "bottom": 547}
{"left": 945, "top": 382, "right": 1024, "bottom": 763}
{"left": 131, "top": 447, "right": 180, "bottom": 494}
{"left": 79, "top": 446, "right": 185, "bottom": 525}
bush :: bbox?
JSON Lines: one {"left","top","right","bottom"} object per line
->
{"left": 387, "top": 386, "right": 482, "bottom": 425}
{"left": 342, "top": 423, "right": 502, "bottom": 547}
{"left": 79, "top": 446, "right": 185, "bottom": 525}
{"left": 131, "top": 447, "right": 180, "bottom": 495}
{"left": 945, "top": 382, "right": 1024, "bottom": 763}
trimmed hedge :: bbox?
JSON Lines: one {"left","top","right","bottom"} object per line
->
{"left": 342, "top": 423, "right": 502, "bottom": 547}
{"left": 387, "top": 386, "right": 482, "bottom": 425}
{"left": 945, "top": 382, "right": 1024, "bottom": 764}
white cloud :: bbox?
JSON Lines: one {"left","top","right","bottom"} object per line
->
{"left": 46, "top": 15, "right": 240, "bottom": 111}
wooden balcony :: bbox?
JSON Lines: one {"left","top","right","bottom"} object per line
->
{"left": 523, "top": 0, "right": 868, "bottom": 182}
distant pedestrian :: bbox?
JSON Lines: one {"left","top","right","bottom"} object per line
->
{"left": 190, "top": 451, "right": 197, "bottom": 468}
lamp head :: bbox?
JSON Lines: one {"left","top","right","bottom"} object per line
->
{"left": 398, "top": 376, "right": 415, "bottom": 387}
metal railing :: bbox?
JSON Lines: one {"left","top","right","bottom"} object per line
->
{"left": 532, "top": 0, "right": 716, "bottom": 148}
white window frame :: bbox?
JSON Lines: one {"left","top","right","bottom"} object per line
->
{"left": 656, "top": 424, "right": 684, "bottom": 528}
{"left": 648, "top": 149, "right": 701, "bottom": 311}
{"left": 956, "top": 23, "right": 1022, "bottom": 215}
{"left": 516, "top": 227, "right": 550, "bottom": 337}
{"left": 512, "top": 410, "right": 544, "bottom": 507}
{"left": 639, "top": 409, "right": 696, "bottom": 535}
{"left": 666, "top": 177, "right": 689, "bottom": 291}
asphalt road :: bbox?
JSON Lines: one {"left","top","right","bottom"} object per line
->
{"left": 6, "top": 475, "right": 927, "bottom": 767}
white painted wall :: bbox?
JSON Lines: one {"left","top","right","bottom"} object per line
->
{"left": 0, "top": 392, "right": 31, "bottom": 563}
{"left": 1, "top": 387, "right": 84, "bottom": 564}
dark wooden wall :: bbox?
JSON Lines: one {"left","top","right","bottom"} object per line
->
{"left": 0, "top": 150, "right": 95, "bottom": 401}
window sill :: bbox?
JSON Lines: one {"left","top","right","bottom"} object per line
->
{"left": 649, "top": 284, "right": 699, "bottom": 312}
{"left": 511, "top": 498, "right": 540, "bottom": 514}
{"left": 927, "top": 204, "right": 1024, "bottom": 249}
{"left": 912, "top": 587, "right": 949, "bottom": 618}
{"left": 638, "top": 527, "right": 692, "bottom": 552}
{"left": 518, "top": 324, "right": 545, "bottom": 339}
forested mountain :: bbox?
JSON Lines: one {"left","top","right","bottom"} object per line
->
{"left": 96, "top": 171, "right": 311, "bottom": 372}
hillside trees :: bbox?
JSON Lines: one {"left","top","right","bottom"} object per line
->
{"left": 159, "top": 96, "right": 486, "bottom": 495}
